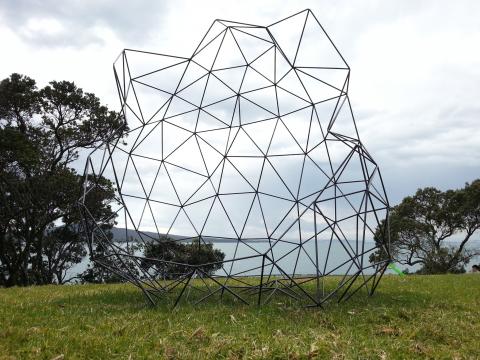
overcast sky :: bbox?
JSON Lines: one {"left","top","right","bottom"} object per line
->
{"left": 1, "top": 0, "right": 479, "bottom": 205}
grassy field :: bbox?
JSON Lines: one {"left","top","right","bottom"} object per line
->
{"left": 0, "top": 274, "right": 479, "bottom": 359}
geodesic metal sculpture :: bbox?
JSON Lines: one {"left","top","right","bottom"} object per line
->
{"left": 79, "top": 9, "right": 390, "bottom": 307}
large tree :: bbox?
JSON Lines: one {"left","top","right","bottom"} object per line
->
{"left": 0, "top": 73, "right": 125, "bottom": 286}
{"left": 371, "top": 181, "right": 480, "bottom": 273}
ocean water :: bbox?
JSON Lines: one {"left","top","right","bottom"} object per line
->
{"left": 68, "top": 239, "right": 480, "bottom": 281}
{"left": 68, "top": 239, "right": 383, "bottom": 280}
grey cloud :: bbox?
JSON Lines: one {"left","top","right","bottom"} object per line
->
{"left": 4, "top": 0, "right": 479, "bottom": 217}
{"left": 0, "top": 0, "right": 168, "bottom": 47}
{"left": 358, "top": 105, "right": 480, "bottom": 162}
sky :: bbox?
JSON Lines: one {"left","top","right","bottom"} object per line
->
{"left": 1, "top": 0, "right": 479, "bottom": 210}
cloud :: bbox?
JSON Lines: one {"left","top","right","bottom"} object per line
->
{"left": 1, "top": 0, "right": 479, "bottom": 211}
{"left": 0, "top": 0, "right": 168, "bottom": 47}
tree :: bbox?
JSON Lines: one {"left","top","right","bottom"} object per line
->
{"left": 79, "top": 237, "right": 143, "bottom": 284}
{"left": 0, "top": 73, "right": 125, "bottom": 286}
{"left": 371, "top": 181, "right": 480, "bottom": 274}
{"left": 142, "top": 238, "right": 225, "bottom": 279}
{"left": 79, "top": 248, "right": 138, "bottom": 284}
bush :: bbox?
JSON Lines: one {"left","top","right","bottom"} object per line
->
{"left": 142, "top": 238, "right": 225, "bottom": 279}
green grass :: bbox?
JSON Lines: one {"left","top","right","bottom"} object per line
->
{"left": 0, "top": 275, "right": 479, "bottom": 359}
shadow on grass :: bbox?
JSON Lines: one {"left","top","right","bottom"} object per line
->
{"left": 50, "top": 277, "right": 440, "bottom": 316}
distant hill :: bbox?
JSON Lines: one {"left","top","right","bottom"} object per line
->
{"left": 109, "top": 227, "right": 254, "bottom": 243}
{"left": 110, "top": 227, "right": 185, "bottom": 243}
{"left": 103, "top": 228, "right": 480, "bottom": 246}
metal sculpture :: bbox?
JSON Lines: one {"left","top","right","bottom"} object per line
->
{"left": 79, "top": 9, "right": 390, "bottom": 307}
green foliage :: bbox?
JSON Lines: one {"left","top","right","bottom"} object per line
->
{"left": 142, "top": 238, "right": 225, "bottom": 279}
{"left": 80, "top": 238, "right": 143, "bottom": 284}
{"left": 371, "top": 181, "right": 480, "bottom": 274}
{"left": 0, "top": 73, "right": 124, "bottom": 286}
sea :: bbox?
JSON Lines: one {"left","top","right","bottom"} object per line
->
{"left": 67, "top": 237, "right": 480, "bottom": 280}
